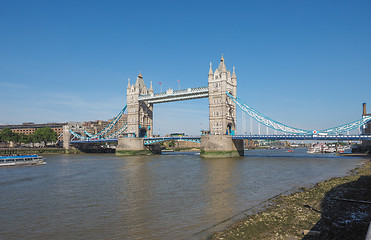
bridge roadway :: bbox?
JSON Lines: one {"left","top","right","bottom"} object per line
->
{"left": 232, "top": 134, "right": 371, "bottom": 141}
{"left": 138, "top": 86, "right": 209, "bottom": 104}
{"left": 70, "top": 134, "right": 371, "bottom": 144}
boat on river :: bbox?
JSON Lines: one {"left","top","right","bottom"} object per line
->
{"left": 307, "top": 143, "right": 353, "bottom": 154}
{"left": 0, "top": 155, "right": 45, "bottom": 167}
{"left": 337, "top": 146, "right": 353, "bottom": 154}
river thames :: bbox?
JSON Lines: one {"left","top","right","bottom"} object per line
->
{"left": 0, "top": 149, "right": 364, "bottom": 239}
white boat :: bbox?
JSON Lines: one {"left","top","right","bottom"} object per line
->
{"left": 337, "top": 146, "right": 353, "bottom": 154}
{"left": 307, "top": 145, "right": 323, "bottom": 153}
{"left": 307, "top": 147, "right": 316, "bottom": 153}
{"left": 307, "top": 143, "right": 332, "bottom": 153}
{"left": 0, "top": 155, "right": 45, "bottom": 167}
{"left": 324, "top": 147, "right": 337, "bottom": 153}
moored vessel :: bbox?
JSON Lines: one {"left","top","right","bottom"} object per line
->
{"left": 0, "top": 155, "right": 45, "bottom": 167}
{"left": 337, "top": 146, "right": 353, "bottom": 154}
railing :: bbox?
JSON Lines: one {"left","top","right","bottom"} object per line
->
{"left": 143, "top": 136, "right": 201, "bottom": 145}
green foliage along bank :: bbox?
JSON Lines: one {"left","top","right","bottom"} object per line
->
{"left": 0, "top": 127, "right": 58, "bottom": 146}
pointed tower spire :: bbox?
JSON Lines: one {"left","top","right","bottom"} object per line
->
{"left": 135, "top": 71, "right": 145, "bottom": 87}
{"left": 208, "top": 62, "right": 213, "bottom": 76}
{"left": 232, "top": 66, "right": 236, "bottom": 79}
{"left": 127, "top": 78, "right": 131, "bottom": 87}
{"left": 218, "top": 54, "right": 227, "bottom": 73}
{"left": 149, "top": 81, "right": 153, "bottom": 94}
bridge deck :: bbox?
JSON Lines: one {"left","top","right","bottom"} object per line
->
{"left": 138, "top": 87, "right": 208, "bottom": 104}
{"left": 70, "top": 134, "right": 371, "bottom": 144}
{"left": 232, "top": 134, "right": 371, "bottom": 141}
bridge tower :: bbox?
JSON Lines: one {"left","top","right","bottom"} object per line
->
{"left": 208, "top": 55, "right": 237, "bottom": 135}
{"left": 126, "top": 73, "right": 154, "bottom": 138}
{"left": 361, "top": 103, "right": 371, "bottom": 152}
{"left": 201, "top": 55, "right": 244, "bottom": 157}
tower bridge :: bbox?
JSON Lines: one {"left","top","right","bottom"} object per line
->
{"left": 118, "top": 55, "right": 240, "bottom": 157}
{"left": 125, "top": 55, "right": 237, "bottom": 140}
{"left": 70, "top": 134, "right": 371, "bottom": 145}
{"left": 65, "top": 55, "right": 371, "bottom": 156}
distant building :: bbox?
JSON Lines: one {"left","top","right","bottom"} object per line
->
{"left": 244, "top": 139, "right": 257, "bottom": 148}
{"left": 162, "top": 140, "right": 200, "bottom": 149}
{"left": 0, "top": 122, "right": 67, "bottom": 140}
{"left": 0, "top": 112, "right": 128, "bottom": 142}
{"left": 83, "top": 120, "right": 110, "bottom": 135}
{"left": 82, "top": 114, "right": 128, "bottom": 137}
{"left": 170, "top": 133, "right": 185, "bottom": 137}
{"left": 175, "top": 140, "right": 200, "bottom": 149}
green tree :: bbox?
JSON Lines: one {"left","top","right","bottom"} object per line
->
{"left": 0, "top": 128, "right": 19, "bottom": 143}
{"left": 18, "top": 133, "right": 30, "bottom": 144}
{"left": 168, "top": 140, "right": 175, "bottom": 147}
{"left": 33, "top": 127, "right": 57, "bottom": 146}
{"left": 28, "top": 134, "right": 37, "bottom": 148}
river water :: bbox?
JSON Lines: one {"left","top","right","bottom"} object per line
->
{"left": 0, "top": 149, "right": 365, "bottom": 239}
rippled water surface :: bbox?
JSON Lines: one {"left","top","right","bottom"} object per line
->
{"left": 0, "top": 149, "right": 365, "bottom": 239}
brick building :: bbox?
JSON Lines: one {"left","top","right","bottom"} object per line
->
{"left": 0, "top": 122, "right": 67, "bottom": 140}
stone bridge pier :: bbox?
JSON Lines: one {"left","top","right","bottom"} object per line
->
{"left": 116, "top": 137, "right": 161, "bottom": 155}
{"left": 200, "top": 135, "right": 244, "bottom": 158}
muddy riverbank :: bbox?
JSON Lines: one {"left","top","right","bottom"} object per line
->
{"left": 210, "top": 159, "right": 371, "bottom": 240}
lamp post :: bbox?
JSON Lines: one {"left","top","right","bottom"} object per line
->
{"left": 177, "top": 79, "right": 180, "bottom": 90}
{"left": 159, "top": 82, "right": 162, "bottom": 93}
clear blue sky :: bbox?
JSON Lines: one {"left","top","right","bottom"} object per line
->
{"left": 1, "top": 0, "right": 370, "bottom": 135}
